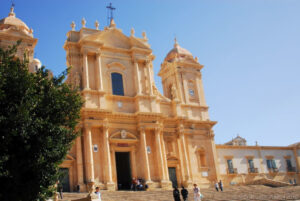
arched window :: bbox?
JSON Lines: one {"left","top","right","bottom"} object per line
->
{"left": 111, "top": 72, "right": 124, "bottom": 96}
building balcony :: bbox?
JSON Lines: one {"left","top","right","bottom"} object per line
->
{"left": 268, "top": 168, "right": 279, "bottom": 173}
{"left": 287, "top": 167, "right": 296, "bottom": 173}
{"left": 227, "top": 168, "right": 237, "bottom": 174}
{"left": 248, "top": 167, "right": 258, "bottom": 174}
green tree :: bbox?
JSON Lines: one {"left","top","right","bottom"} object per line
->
{"left": 0, "top": 43, "right": 83, "bottom": 201}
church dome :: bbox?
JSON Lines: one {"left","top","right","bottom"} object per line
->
{"left": 164, "top": 38, "right": 194, "bottom": 62}
{"left": 0, "top": 7, "right": 31, "bottom": 35}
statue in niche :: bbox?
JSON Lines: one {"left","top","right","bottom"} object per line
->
{"left": 73, "top": 72, "right": 81, "bottom": 88}
{"left": 170, "top": 84, "right": 178, "bottom": 100}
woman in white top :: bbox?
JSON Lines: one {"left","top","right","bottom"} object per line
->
{"left": 193, "top": 184, "right": 202, "bottom": 201}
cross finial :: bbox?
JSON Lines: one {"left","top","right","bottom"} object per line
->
{"left": 174, "top": 37, "right": 179, "bottom": 48}
{"left": 106, "top": 3, "right": 116, "bottom": 26}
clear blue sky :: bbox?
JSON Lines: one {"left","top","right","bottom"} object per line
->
{"left": 1, "top": 0, "right": 299, "bottom": 146}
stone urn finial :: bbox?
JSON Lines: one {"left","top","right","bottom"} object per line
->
{"left": 131, "top": 28, "right": 135, "bottom": 37}
{"left": 142, "top": 31, "right": 147, "bottom": 40}
{"left": 95, "top": 20, "right": 99, "bottom": 30}
{"left": 81, "top": 18, "right": 86, "bottom": 28}
{"left": 71, "top": 21, "right": 76, "bottom": 31}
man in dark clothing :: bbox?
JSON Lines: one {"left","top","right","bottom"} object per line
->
{"left": 173, "top": 187, "right": 181, "bottom": 201}
{"left": 219, "top": 180, "right": 223, "bottom": 192}
{"left": 181, "top": 186, "right": 188, "bottom": 201}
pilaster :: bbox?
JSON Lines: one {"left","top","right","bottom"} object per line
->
{"left": 103, "top": 123, "right": 115, "bottom": 190}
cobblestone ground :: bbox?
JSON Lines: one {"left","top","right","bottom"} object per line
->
{"left": 61, "top": 185, "right": 300, "bottom": 201}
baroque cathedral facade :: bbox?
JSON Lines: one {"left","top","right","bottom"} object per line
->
{"left": 1, "top": 7, "right": 299, "bottom": 192}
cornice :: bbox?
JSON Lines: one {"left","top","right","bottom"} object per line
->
{"left": 216, "top": 144, "right": 293, "bottom": 150}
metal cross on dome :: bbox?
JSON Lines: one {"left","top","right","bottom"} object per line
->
{"left": 106, "top": 3, "right": 116, "bottom": 25}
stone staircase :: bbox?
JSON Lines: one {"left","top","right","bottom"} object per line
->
{"left": 59, "top": 185, "right": 300, "bottom": 201}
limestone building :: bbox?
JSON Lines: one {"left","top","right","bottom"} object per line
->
{"left": 1, "top": 7, "right": 299, "bottom": 192}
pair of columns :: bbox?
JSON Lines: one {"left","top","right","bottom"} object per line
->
{"left": 82, "top": 51, "right": 103, "bottom": 91}
{"left": 139, "top": 127, "right": 169, "bottom": 184}
{"left": 76, "top": 125, "right": 113, "bottom": 189}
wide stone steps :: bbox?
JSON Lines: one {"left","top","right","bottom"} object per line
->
{"left": 60, "top": 185, "right": 300, "bottom": 201}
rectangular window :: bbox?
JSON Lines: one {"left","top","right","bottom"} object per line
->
{"left": 111, "top": 73, "right": 124, "bottom": 96}
{"left": 248, "top": 159, "right": 254, "bottom": 169}
{"left": 227, "top": 159, "right": 235, "bottom": 173}
{"left": 286, "top": 159, "right": 292, "bottom": 168}
{"left": 267, "top": 159, "right": 277, "bottom": 169}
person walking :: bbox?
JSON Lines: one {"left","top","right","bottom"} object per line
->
{"left": 57, "top": 181, "right": 63, "bottom": 199}
{"left": 218, "top": 180, "right": 223, "bottom": 192}
{"left": 193, "top": 184, "right": 202, "bottom": 201}
{"left": 173, "top": 187, "right": 181, "bottom": 201}
{"left": 181, "top": 186, "right": 188, "bottom": 201}
{"left": 94, "top": 187, "right": 101, "bottom": 201}
{"left": 214, "top": 181, "right": 219, "bottom": 191}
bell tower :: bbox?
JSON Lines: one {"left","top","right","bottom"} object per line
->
{"left": 158, "top": 39, "right": 207, "bottom": 107}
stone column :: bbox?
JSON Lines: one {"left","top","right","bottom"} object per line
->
{"left": 76, "top": 136, "right": 84, "bottom": 191}
{"left": 146, "top": 60, "right": 153, "bottom": 95}
{"left": 155, "top": 128, "right": 166, "bottom": 181}
{"left": 160, "top": 132, "right": 169, "bottom": 180}
{"left": 84, "top": 126, "right": 94, "bottom": 182}
{"left": 134, "top": 60, "right": 142, "bottom": 95}
{"left": 178, "top": 126, "right": 192, "bottom": 186}
{"left": 82, "top": 51, "right": 90, "bottom": 90}
{"left": 103, "top": 125, "right": 114, "bottom": 190}
{"left": 140, "top": 127, "right": 152, "bottom": 183}
{"left": 96, "top": 52, "right": 103, "bottom": 91}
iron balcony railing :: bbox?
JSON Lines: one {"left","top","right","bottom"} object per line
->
{"left": 268, "top": 167, "right": 279, "bottom": 173}
{"left": 287, "top": 167, "right": 296, "bottom": 172}
{"left": 248, "top": 167, "right": 258, "bottom": 173}
{"left": 227, "top": 168, "right": 237, "bottom": 174}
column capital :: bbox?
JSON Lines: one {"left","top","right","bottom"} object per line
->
{"left": 95, "top": 50, "right": 102, "bottom": 57}
{"left": 102, "top": 123, "right": 109, "bottom": 130}
{"left": 145, "top": 59, "right": 151, "bottom": 66}
{"left": 138, "top": 126, "right": 146, "bottom": 133}
{"left": 177, "top": 124, "right": 185, "bottom": 135}
{"left": 83, "top": 123, "right": 92, "bottom": 129}
{"left": 81, "top": 47, "right": 89, "bottom": 55}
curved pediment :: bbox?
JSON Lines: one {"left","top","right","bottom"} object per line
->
{"left": 107, "top": 61, "right": 126, "bottom": 70}
{"left": 167, "top": 155, "right": 179, "bottom": 161}
{"left": 82, "top": 28, "right": 150, "bottom": 50}
{"left": 110, "top": 130, "right": 138, "bottom": 143}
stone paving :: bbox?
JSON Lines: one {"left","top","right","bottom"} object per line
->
{"left": 61, "top": 185, "right": 300, "bottom": 201}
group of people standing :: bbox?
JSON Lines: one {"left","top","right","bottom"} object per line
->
{"left": 214, "top": 180, "right": 223, "bottom": 192}
{"left": 173, "top": 184, "right": 203, "bottom": 201}
{"left": 173, "top": 180, "right": 224, "bottom": 201}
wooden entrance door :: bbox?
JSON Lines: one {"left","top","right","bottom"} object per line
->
{"left": 168, "top": 167, "right": 178, "bottom": 188}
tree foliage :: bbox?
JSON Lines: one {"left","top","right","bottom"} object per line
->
{"left": 0, "top": 43, "right": 83, "bottom": 201}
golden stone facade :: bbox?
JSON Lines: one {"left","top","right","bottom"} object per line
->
{"left": 1, "top": 7, "right": 299, "bottom": 192}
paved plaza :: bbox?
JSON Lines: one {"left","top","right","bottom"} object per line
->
{"left": 60, "top": 185, "right": 300, "bottom": 201}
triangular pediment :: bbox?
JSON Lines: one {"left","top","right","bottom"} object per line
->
{"left": 82, "top": 28, "right": 150, "bottom": 50}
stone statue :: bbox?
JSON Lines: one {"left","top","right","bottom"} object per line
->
{"left": 171, "top": 84, "right": 177, "bottom": 100}
{"left": 73, "top": 72, "right": 81, "bottom": 88}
